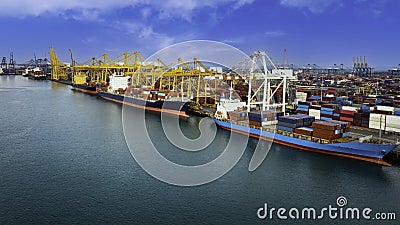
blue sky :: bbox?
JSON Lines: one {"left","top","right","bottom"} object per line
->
{"left": 0, "top": 0, "right": 399, "bottom": 70}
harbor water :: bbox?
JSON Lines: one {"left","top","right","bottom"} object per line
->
{"left": 0, "top": 75, "right": 399, "bottom": 224}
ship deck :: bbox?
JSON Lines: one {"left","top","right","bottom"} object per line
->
{"left": 214, "top": 119, "right": 397, "bottom": 166}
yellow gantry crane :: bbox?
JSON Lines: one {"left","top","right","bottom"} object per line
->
{"left": 49, "top": 46, "right": 69, "bottom": 80}
{"left": 70, "top": 49, "right": 87, "bottom": 85}
{"left": 358, "top": 86, "right": 373, "bottom": 95}
{"left": 51, "top": 47, "right": 224, "bottom": 108}
{"left": 130, "top": 57, "right": 220, "bottom": 107}
{"left": 70, "top": 51, "right": 146, "bottom": 85}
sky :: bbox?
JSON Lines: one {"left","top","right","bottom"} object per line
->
{"left": 0, "top": 0, "right": 399, "bottom": 70}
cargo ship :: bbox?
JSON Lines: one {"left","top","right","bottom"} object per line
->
{"left": 97, "top": 74, "right": 190, "bottom": 117}
{"left": 211, "top": 50, "right": 397, "bottom": 166}
{"left": 212, "top": 92, "right": 397, "bottom": 166}
{"left": 71, "top": 83, "right": 97, "bottom": 95}
{"left": 213, "top": 115, "right": 397, "bottom": 166}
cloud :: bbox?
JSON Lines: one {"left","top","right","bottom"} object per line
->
{"left": 81, "top": 36, "right": 97, "bottom": 44}
{"left": 280, "top": 0, "right": 340, "bottom": 14}
{"left": 112, "top": 20, "right": 195, "bottom": 50}
{"left": 0, "top": 0, "right": 254, "bottom": 21}
{"left": 264, "top": 30, "right": 285, "bottom": 37}
{"left": 141, "top": 7, "right": 152, "bottom": 19}
{"left": 222, "top": 37, "right": 246, "bottom": 44}
{"left": 232, "top": 0, "right": 255, "bottom": 9}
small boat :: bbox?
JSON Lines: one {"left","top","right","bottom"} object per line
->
{"left": 27, "top": 67, "right": 46, "bottom": 80}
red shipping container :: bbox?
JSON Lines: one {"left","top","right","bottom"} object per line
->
{"left": 340, "top": 110, "right": 355, "bottom": 115}
{"left": 340, "top": 116, "right": 354, "bottom": 122}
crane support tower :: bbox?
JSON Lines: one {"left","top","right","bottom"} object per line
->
{"left": 1, "top": 57, "right": 7, "bottom": 73}
{"left": 353, "top": 56, "right": 372, "bottom": 77}
{"left": 246, "top": 51, "right": 296, "bottom": 113}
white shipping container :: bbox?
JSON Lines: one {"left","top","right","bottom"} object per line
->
{"left": 376, "top": 105, "right": 394, "bottom": 112}
{"left": 108, "top": 75, "right": 130, "bottom": 92}
{"left": 369, "top": 113, "right": 387, "bottom": 122}
{"left": 385, "top": 115, "right": 400, "bottom": 129}
{"left": 309, "top": 109, "right": 321, "bottom": 120}
{"left": 295, "top": 92, "right": 307, "bottom": 103}
{"left": 342, "top": 106, "right": 358, "bottom": 111}
{"left": 295, "top": 98, "right": 307, "bottom": 104}
{"left": 296, "top": 92, "right": 307, "bottom": 97}
{"left": 369, "top": 114, "right": 386, "bottom": 130}
{"left": 385, "top": 127, "right": 400, "bottom": 133}
{"left": 262, "top": 121, "right": 278, "bottom": 126}
{"left": 369, "top": 118, "right": 383, "bottom": 122}
{"left": 369, "top": 121, "right": 385, "bottom": 130}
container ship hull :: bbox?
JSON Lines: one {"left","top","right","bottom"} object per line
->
{"left": 71, "top": 85, "right": 97, "bottom": 95}
{"left": 28, "top": 75, "right": 46, "bottom": 80}
{"left": 98, "top": 91, "right": 189, "bottom": 117}
{"left": 213, "top": 119, "right": 397, "bottom": 166}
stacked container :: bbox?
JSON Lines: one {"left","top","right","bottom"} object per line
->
{"left": 361, "top": 105, "right": 372, "bottom": 112}
{"left": 339, "top": 110, "right": 355, "bottom": 124}
{"left": 360, "top": 111, "right": 370, "bottom": 128}
{"left": 312, "top": 121, "right": 342, "bottom": 140}
{"left": 295, "top": 114, "right": 316, "bottom": 126}
{"left": 320, "top": 104, "right": 340, "bottom": 121}
{"left": 278, "top": 114, "right": 315, "bottom": 133}
{"left": 354, "top": 112, "right": 362, "bottom": 126}
{"left": 294, "top": 127, "right": 313, "bottom": 136}
{"left": 297, "top": 101, "right": 311, "bottom": 115}
{"left": 352, "top": 96, "right": 364, "bottom": 104}
{"left": 248, "top": 110, "right": 283, "bottom": 127}
{"left": 394, "top": 96, "right": 400, "bottom": 107}
{"left": 329, "top": 120, "right": 351, "bottom": 137}
{"left": 333, "top": 109, "right": 340, "bottom": 120}
{"left": 228, "top": 111, "right": 247, "bottom": 121}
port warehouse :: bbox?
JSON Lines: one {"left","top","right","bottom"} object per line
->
{"left": 6, "top": 47, "right": 400, "bottom": 139}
